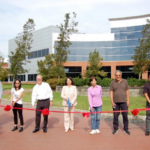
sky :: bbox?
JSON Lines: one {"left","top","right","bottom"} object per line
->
{"left": 0, "top": 0, "right": 150, "bottom": 59}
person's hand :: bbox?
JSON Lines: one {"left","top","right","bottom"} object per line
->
{"left": 90, "top": 107, "right": 94, "bottom": 112}
{"left": 0, "top": 99, "right": 1, "bottom": 103}
{"left": 13, "top": 101, "right": 16, "bottom": 107}
{"left": 112, "top": 102, "right": 116, "bottom": 109}
{"left": 127, "top": 101, "right": 130, "bottom": 107}
{"left": 50, "top": 101, "right": 53, "bottom": 107}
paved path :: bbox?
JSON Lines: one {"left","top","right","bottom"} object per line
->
{"left": 0, "top": 104, "right": 149, "bottom": 150}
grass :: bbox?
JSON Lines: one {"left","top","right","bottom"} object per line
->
{"left": 2, "top": 91, "right": 147, "bottom": 116}
{"left": 2, "top": 84, "right": 35, "bottom": 90}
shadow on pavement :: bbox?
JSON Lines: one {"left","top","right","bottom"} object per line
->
{"left": 24, "top": 118, "right": 35, "bottom": 130}
{"left": 48, "top": 117, "right": 60, "bottom": 129}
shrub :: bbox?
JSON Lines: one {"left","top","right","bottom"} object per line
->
{"left": 127, "top": 78, "right": 148, "bottom": 87}
{"left": 73, "top": 77, "right": 85, "bottom": 86}
{"left": 100, "top": 78, "right": 113, "bottom": 87}
{"left": 46, "top": 79, "right": 58, "bottom": 89}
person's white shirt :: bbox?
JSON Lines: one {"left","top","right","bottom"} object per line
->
{"left": 11, "top": 88, "right": 24, "bottom": 104}
{"left": 0, "top": 82, "right": 3, "bottom": 99}
{"left": 32, "top": 82, "right": 53, "bottom": 106}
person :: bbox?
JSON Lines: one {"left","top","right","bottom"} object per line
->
{"left": 143, "top": 75, "right": 150, "bottom": 136}
{"left": 87, "top": 76, "right": 103, "bottom": 135}
{"left": 61, "top": 77, "right": 77, "bottom": 133}
{"left": 0, "top": 82, "right": 3, "bottom": 103}
{"left": 11, "top": 79, "right": 24, "bottom": 132}
{"left": 110, "top": 70, "right": 130, "bottom": 135}
{"left": 32, "top": 75, "right": 53, "bottom": 133}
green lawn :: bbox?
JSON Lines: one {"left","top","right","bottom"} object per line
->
{"left": 2, "top": 91, "right": 147, "bottom": 116}
{"left": 2, "top": 84, "right": 35, "bottom": 90}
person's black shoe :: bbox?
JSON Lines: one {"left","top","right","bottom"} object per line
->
{"left": 145, "top": 131, "right": 149, "bottom": 136}
{"left": 12, "top": 126, "right": 18, "bottom": 131}
{"left": 19, "top": 127, "right": 23, "bottom": 132}
{"left": 43, "top": 128, "right": 47, "bottom": 133}
{"left": 123, "top": 130, "right": 130, "bottom": 135}
{"left": 112, "top": 129, "right": 118, "bottom": 134}
{"left": 32, "top": 128, "right": 39, "bottom": 133}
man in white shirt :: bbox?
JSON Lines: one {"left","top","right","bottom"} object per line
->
{"left": 0, "top": 82, "right": 3, "bottom": 103}
{"left": 32, "top": 75, "right": 53, "bottom": 133}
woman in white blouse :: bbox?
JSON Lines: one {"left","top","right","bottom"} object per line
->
{"left": 61, "top": 77, "right": 77, "bottom": 133}
{"left": 11, "top": 79, "right": 24, "bottom": 132}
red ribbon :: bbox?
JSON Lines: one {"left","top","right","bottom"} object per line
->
{"left": 131, "top": 109, "right": 139, "bottom": 116}
{"left": 1, "top": 105, "right": 150, "bottom": 117}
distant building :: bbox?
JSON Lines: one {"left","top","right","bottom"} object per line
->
{"left": 8, "top": 14, "right": 150, "bottom": 81}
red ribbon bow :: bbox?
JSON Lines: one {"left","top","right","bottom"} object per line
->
{"left": 131, "top": 109, "right": 139, "bottom": 116}
{"left": 42, "top": 108, "right": 50, "bottom": 116}
{"left": 82, "top": 113, "right": 90, "bottom": 120}
{"left": 4, "top": 105, "right": 11, "bottom": 111}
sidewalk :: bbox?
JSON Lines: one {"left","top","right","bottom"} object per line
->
{"left": 0, "top": 102, "right": 149, "bottom": 150}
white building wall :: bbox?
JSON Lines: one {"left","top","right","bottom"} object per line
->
{"left": 110, "top": 16, "right": 150, "bottom": 28}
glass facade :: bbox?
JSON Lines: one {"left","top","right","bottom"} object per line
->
{"left": 65, "top": 67, "right": 81, "bottom": 78}
{"left": 28, "top": 49, "right": 49, "bottom": 59}
{"left": 10, "top": 75, "right": 26, "bottom": 81}
{"left": 54, "top": 25, "right": 145, "bottom": 62}
{"left": 116, "top": 66, "right": 139, "bottom": 79}
{"left": 28, "top": 74, "right": 37, "bottom": 81}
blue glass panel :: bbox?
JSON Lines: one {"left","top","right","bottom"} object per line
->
{"left": 135, "top": 32, "right": 142, "bottom": 38}
{"left": 115, "top": 33, "right": 120, "bottom": 40}
{"left": 34, "top": 51, "right": 37, "bottom": 58}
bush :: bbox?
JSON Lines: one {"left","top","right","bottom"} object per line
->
{"left": 127, "top": 78, "right": 148, "bottom": 87}
{"left": 47, "top": 78, "right": 65, "bottom": 89}
{"left": 83, "top": 78, "right": 90, "bottom": 86}
{"left": 47, "top": 77, "right": 149, "bottom": 89}
{"left": 47, "top": 79, "right": 58, "bottom": 89}
{"left": 73, "top": 77, "right": 85, "bottom": 86}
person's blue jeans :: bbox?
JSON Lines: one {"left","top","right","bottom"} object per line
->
{"left": 90, "top": 106, "right": 102, "bottom": 130}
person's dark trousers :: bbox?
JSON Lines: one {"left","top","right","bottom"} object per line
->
{"left": 35, "top": 99, "right": 50, "bottom": 130}
{"left": 113, "top": 102, "right": 128, "bottom": 131}
{"left": 146, "top": 102, "right": 150, "bottom": 132}
{"left": 12, "top": 103, "right": 24, "bottom": 125}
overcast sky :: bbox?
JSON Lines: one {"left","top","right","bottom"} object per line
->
{"left": 0, "top": 0, "right": 150, "bottom": 58}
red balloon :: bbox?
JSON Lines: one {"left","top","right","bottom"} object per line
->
{"left": 42, "top": 108, "right": 49, "bottom": 116}
{"left": 4, "top": 105, "right": 11, "bottom": 111}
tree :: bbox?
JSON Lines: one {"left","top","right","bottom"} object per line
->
{"left": 84, "top": 49, "right": 107, "bottom": 78}
{"left": 132, "top": 19, "right": 150, "bottom": 80}
{"left": 37, "top": 54, "right": 56, "bottom": 81}
{"left": 54, "top": 12, "right": 78, "bottom": 78}
{"left": 9, "top": 19, "right": 35, "bottom": 83}
{"left": 0, "top": 56, "right": 8, "bottom": 81}
{"left": 37, "top": 12, "right": 78, "bottom": 79}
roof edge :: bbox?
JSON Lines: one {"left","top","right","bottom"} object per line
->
{"left": 108, "top": 14, "right": 150, "bottom": 21}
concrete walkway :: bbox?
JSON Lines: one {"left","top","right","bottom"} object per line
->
{"left": 0, "top": 102, "right": 149, "bottom": 150}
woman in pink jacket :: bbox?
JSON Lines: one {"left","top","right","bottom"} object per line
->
{"left": 61, "top": 77, "right": 77, "bottom": 133}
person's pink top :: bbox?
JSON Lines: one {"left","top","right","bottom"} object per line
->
{"left": 88, "top": 85, "right": 103, "bottom": 108}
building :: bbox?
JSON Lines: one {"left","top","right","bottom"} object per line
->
{"left": 8, "top": 14, "right": 150, "bottom": 81}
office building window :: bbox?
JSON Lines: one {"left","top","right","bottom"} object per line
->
{"left": 65, "top": 67, "right": 81, "bottom": 78}
{"left": 10, "top": 75, "right": 26, "bottom": 81}
{"left": 116, "top": 66, "right": 139, "bottom": 79}
{"left": 28, "top": 74, "right": 37, "bottom": 81}
{"left": 28, "top": 49, "right": 49, "bottom": 59}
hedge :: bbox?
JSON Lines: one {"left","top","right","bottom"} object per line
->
{"left": 46, "top": 77, "right": 149, "bottom": 89}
